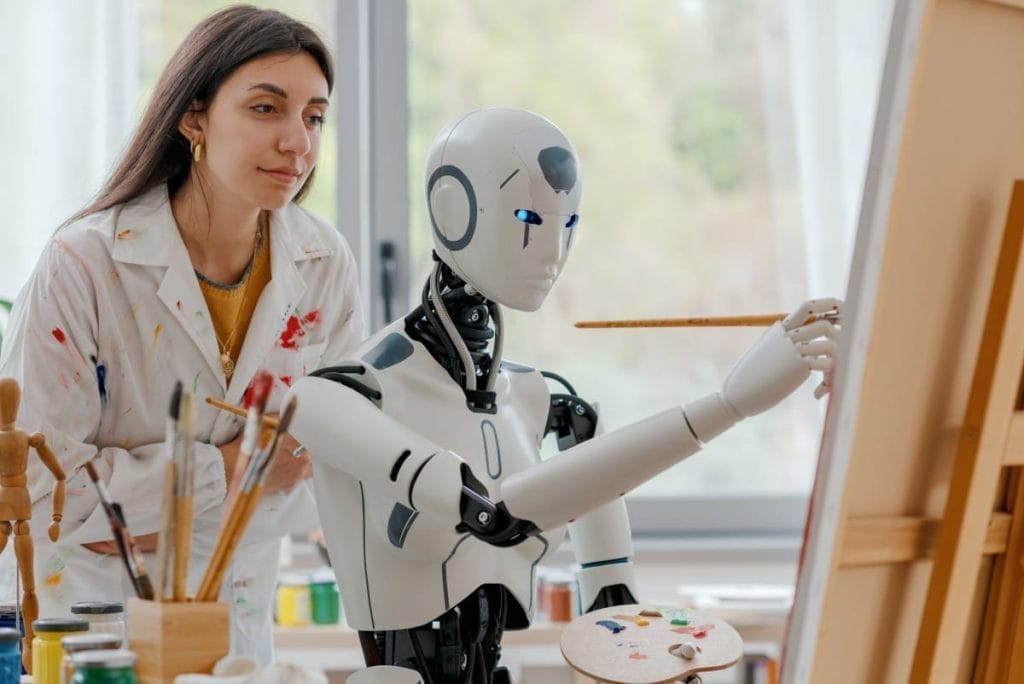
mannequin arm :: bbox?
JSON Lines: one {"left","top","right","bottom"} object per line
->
{"left": 29, "top": 432, "right": 66, "bottom": 541}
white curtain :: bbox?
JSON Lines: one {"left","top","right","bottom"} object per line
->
{"left": 786, "top": 0, "right": 895, "bottom": 299}
{"left": 0, "top": 0, "right": 138, "bottom": 301}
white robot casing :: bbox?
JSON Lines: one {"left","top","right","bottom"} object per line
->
{"left": 284, "top": 107, "right": 839, "bottom": 641}
{"left": 426, "top": 108, "right": 582, "bottom": 312}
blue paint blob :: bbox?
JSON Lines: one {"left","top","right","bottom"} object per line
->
{"left": 596, "top": 620, "right": 626, "bottom": 634}
{"left": 91, "top": 355, "right": 108, "bottom": 406}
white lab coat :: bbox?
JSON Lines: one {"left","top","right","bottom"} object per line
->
{"left": 0, "top": 185, "right": 365, "bottom": 662}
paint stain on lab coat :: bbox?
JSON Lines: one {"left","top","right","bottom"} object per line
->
{"left": 43, "top": 555, "right": 66, "bottom": 587}
{"left": 51, "top": 327, "right": 66, "bottom": 344}
{"left": 91, "top": 357, "right": 107, "bottom": 405}
{"left": 150, "top": 324, "right": 163, "bottom": 352}
{"left": 278, "top": 310, "right": 321, "bottom": 349}
{"left": 116, "top": 229, "right": 133, "bottom": 240}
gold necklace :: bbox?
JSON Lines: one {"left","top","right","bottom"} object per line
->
{"left": 211, "top": 214, "right": 267, "bottom": 381}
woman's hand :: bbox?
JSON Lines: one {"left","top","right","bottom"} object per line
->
{"left": 259, "top": 431, "right": 312, "bottom": 496}
{"left": 83, "top": 532, "right": 158, "bottom": 555}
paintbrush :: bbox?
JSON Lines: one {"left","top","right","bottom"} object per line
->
{"left": 225, "top": 372, "right": 274, "bottom": 508}
{"left": 206, "top": 397, "right": 279, "bottom": 429}
{"left": 173, "top": 391, "right": 196, "bottom": 601}
{"left": 574, "top": 310, "right": 841, "bottom": 329}
{"left": 154, "top": 382, "right": 182, "bottom": 601}
{"left": 196, "top": 396, "right": 298, "bottom": 602}
{"left": 83, "top": 461, "right": 154, "bottom": 600}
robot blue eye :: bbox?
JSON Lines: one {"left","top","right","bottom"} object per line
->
{"left": 565, "top": 214, "right": 579, "bottom": 229}
{"left": 514, "top": 209, "right": 543, "bottom": 225}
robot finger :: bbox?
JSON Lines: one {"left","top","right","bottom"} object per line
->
{"left": 788, "top": 319, "right": 839, "bottom": 343}
{"left": 807, "top": 356, "right": 834, "bottom": 372}
{"left": 813, "top": 380, "right": 832, "bottom": 399}
{"left": 782, "top": 298, "right": 843, "bottom": 331}
{"left": 796, "top": 339, "right": 837, "bottom": 359}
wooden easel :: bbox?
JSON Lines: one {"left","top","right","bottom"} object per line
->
{"left": 906, "top": 180, "right": 1024, "bottom": 681}
{"left": 783, "top": 0, "right": 1024, "bottom": 680}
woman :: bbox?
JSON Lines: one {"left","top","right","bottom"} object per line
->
{"left": 0, "top": 6, "right": 363, "bottom": 662}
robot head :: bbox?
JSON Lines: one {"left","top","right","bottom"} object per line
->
{"left": 425, "top": 108, "right": 582, "bottom": 312}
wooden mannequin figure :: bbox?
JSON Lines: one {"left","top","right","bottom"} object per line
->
{"left": 0, "top": 377, "right": 65, "bottom": 671}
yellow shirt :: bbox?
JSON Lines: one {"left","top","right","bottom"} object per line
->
{"left": 197, "top": 226, "right": 271, "bottom": 376}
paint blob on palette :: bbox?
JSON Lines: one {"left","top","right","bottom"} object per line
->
{"left": 560, "top": 604, "right": 743, "bottom": 684}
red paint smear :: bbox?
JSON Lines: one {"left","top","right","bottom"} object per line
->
{"left": 671, "top": 624, "right": 715, "bottom": 639}
{"left": 628, "top": 653, "right": 648, "bottom": 660}
{"left": 278, "top": 310, "right": 322, "bottom": 349}
{"left": 52, "top": 327, "right": 66, "bottom": 343}
{"left": 243, "top": 371, "right": 274, "bottom": 410}
{"left": 280, "top": 375, "right": 294, "bottom": 387}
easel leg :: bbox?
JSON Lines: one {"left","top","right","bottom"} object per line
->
{"left": 15, "top": 521, "right": 36, "bottom": 673}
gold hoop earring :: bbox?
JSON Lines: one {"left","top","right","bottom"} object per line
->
{"left": 190, "top": 139, "right": 204, "bottom": 163}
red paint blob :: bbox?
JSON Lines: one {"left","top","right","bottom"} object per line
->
{"left": 52, "top": 327, "right": 66, "bottom": 343}
{"left": 278, "top": 310, "right": 322, "bottom": 349}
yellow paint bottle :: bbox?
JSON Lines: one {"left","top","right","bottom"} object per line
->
{"left": 32, "top": 618, "right": 88, "bottom": 684}
{"left": 275, "top": 574, "right": 311, "bottom": 627}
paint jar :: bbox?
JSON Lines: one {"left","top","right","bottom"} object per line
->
{"left": 275, "top": 574, "right": 310, "bottom": 627}
{"left": 0, "top": 627, "right": 20, "bottom": 684}
{"left": 0, "top": 606, "right": 21, "bottom": 637}
{"left": 61, "top": 634, "right": 122, "bottom": 684}
{"left": 32, "top": 618, "right": 89, "bottom": 684}
{"left": 309, "top": 571, "right": 340, "bottom": 625}
{"left": 70, "top": 649, "right": 138, "bottom": 683}
{"left": 70, "top": 604, "right": 124, "bottom": 647}
{"left": 534, "top": 569, "right": 549, "bottom": 622}
{"left": 545, "top": 574, "right": 574, "bottom": 623}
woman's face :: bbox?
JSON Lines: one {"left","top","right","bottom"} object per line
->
{"left": 196, "top": 51, "right": 329, "bottom": 210}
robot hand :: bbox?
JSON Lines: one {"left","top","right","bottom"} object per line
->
{"left": 721, "top": 298, "right": 841, "bottom": 418}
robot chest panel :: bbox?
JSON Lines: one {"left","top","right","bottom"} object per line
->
{"left": 397, "top": 394, "right": 542, "bottom": 483}
{"left": 375, "top": 349, "right": 549, "bottom": 484}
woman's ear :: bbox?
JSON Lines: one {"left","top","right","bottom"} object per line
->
{"left": 178, "top": 100, "right": 207, "bottom": 141}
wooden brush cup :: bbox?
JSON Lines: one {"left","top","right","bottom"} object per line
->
{"left": 127, "top": 598, "right": 229, "bottom": 683}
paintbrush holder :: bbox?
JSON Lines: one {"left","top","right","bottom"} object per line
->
{"left": 127, "top": 598, "right": 229, "bottom": 683}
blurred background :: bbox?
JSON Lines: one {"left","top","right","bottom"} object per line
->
{"left": 0, "top": 0, "right": 893, "bottom": 503}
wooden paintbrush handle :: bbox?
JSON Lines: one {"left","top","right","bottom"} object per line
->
{"left": 154, "top": 460, "right": 175, "bottom": 602}
{"left": 206, "top": 397, "right": 279, "bottom": 428}
{"left": 173, "top": 497, "right": 193, "bottom": 601}
{"left": 196, "top": 487, "right": 264, "bottom": 602}
{"left": 575, "top": 314, "right": 789, "bottom": 328}
{"left": 196, "top": 500, "right": 245, "bottom": 602}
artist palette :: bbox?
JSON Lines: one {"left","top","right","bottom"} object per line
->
{"left": 559, "top": 604, "right": 742, "bottom": 683}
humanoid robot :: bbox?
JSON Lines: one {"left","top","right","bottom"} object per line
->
{"left": 0, "top": 377, "right": 65, "bottom": 670}
{"left": 285, "top": 108, "right": 839, "bottom": 684}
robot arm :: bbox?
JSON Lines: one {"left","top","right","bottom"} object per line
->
{"left": 543, "top": 378, "right": 638, "bottom": 611}
{"left": 498, "top": 299, "right": 840, "bottom": 532}
{"left": 286, "top": 373, "right": 466, "bottom": 525}
{"left": 285, "top": 371, "right": 538, "bottom": 546}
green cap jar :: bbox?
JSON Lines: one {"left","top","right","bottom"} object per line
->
{"left": 62, "top": 633, "right": 123, "bottom": 684}
{"left": 70, "top": 649, "right": 138, "bottom": 683}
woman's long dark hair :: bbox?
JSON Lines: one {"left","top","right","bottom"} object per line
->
{"left": 68, "top": 5, "right": 333, "bottom": 224}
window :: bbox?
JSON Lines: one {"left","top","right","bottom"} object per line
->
{"left": 405, "top": 1, "right": 850, "bottom": 497}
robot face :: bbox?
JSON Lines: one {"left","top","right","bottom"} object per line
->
{"left": 426, "top": 108, "right": 583, "bottom": 311}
